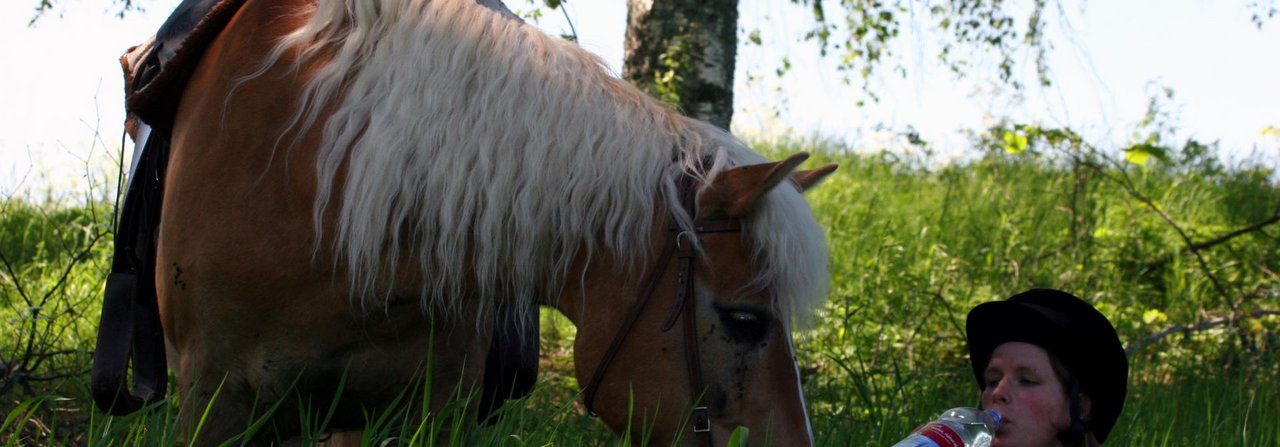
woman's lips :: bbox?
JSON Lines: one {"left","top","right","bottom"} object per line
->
{"left": 992, "top": 424, "right": 1009, "bottom": 447}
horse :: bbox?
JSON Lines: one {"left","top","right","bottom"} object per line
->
{"left": 137, "top": 0, "right": 837, "bottom": 444}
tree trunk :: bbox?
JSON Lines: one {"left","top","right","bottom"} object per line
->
{"left": 624, "top": 0, "right": 739, "bottom": 130}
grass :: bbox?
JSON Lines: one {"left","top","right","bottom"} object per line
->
{"left": 3, "top": 136, "right": 1278, "bottom": 445}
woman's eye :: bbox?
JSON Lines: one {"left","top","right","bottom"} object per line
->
{"left": 717, "top": 308, "right": 771, "bottom": 345}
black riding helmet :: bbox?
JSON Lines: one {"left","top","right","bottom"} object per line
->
{"left": 966, "top": 289, "right": 1128, "bottom": 444}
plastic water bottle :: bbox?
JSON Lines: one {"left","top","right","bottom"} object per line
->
{"left": 890, "top": 407, "right": 1002, "bottom": 447}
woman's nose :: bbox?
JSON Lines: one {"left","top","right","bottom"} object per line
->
{"left": 985, "top": 379, "right": 1011, "bottom": 405}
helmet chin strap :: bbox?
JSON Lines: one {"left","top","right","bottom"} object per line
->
{"left": 1057, "top": 376, "right": 1089, "bottom": 446}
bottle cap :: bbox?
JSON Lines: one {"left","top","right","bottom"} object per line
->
{"left": 984, "top": 409, "right": 1002, "bottom": 430}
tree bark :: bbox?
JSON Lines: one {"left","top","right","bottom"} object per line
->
{"left": 624, "top": 0, "right": 739, "bottom": 129}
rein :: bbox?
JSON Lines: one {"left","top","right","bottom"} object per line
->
{"left": 581, "top": 170, "right": 742, "bottom": 446}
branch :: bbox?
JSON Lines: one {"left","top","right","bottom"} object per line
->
{"left": 1083, "top": 157, "right": 1236, "bottom": 304}
{"left": 1187, "top": 211, "right": 1280, "bottom": 252}
{"left": 26, "top": 367, "right": 92, "bottom": 383}
{"left": 0, "top": 210, "right": 106, "bottom": 392}
{"left": 1125, "top": 308, "right": 1280, "bottom": 355}
{"left": 28, "top": 0, "right": 141, "bottom": 25}
{"left": 38, "top": 228, "right": 106, "bottom": 307}
{"left": 1137, "top": 210, "right": 1280, "bottom": 275}
{"left": 0, "top": 249, "right": 34, "bottom": 307}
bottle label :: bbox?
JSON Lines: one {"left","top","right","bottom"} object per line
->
{"left": 917, "top": 422, "right": 965, "bottom": 447}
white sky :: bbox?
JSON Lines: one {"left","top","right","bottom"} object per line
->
{"left": 3, "top": 0, "right": 1278, "bottom": 198}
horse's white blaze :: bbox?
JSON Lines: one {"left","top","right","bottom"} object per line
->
{"left": 785, "top": 330, "right": 816, "bottom": 444}
{"left": 255, "top": 0, "right": 828, "bottom": 325}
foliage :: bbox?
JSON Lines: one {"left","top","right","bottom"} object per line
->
{"left": 3, "top": 131, "right": 1279, "bottom": 443}
{"left": 648, "top": 26, "right": 695, "bottom": 107}
{"left": 0, "top": 198, "right": 114, "bottom": 443}
{"left": 0, "top": 200, "right": 111, "bottom": 396}
{"left": 524, "top": 0, "right": 1059, "bottom": 104}
{"left": 761, "top": 0, "right": 1272, "bottom": 105}
{"left": 27, "top": 0, "right": 140, "bottom": 25}
{"left": 776, "top": 0, "right": 1053, "bottom": 97}
{"left": 1251, "top": 0, "right": 1279, "bottom": 28}
{"left": 769, "top": 128, "right": 1279, "bottom": 443}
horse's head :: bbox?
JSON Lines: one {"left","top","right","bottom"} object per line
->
{"left": 560, "top": 153, "right": 837, "bottom": 446}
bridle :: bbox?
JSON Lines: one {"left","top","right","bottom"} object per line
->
{"left": 580, "top": 169, "right": 742, "bottom": 446}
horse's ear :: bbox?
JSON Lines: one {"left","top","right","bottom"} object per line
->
{"left": 792, "top": 162, "right": 838, "bottom": 192}
{"left": 700, "top": 152, "right": 822, "bottom": 218}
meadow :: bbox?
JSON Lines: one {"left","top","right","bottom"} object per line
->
{"left": 2, "top": 129, "right": 1278, "bottom": 445}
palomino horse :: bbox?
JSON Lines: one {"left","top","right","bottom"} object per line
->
{"left": 145, "top": 0, "right": 836, "bottom": 444}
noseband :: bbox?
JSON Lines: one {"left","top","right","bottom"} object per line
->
{"left": 581, "top": 170, "right": 741, "bottom": 446}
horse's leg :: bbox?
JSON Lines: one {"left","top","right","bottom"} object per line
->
{"left": 478, "top": 302, "right": 540, "bottom": 422}
{"left": 351, "top": 298, "right": 497, "bottom": 437}
{"left": 165, "top": 291, "right": 497, "bottom": 445}
{"left": 158, "top": 0, "right": 325, "bottom": 442}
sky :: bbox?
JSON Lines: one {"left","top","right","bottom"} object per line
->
{"left": 2, "top": 0, "right": 1278, "bottom": 199}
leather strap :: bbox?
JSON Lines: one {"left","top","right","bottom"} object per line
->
{"left": 581, "top": 222, "right": 679, "bottom": 415}
{"left": 581, "top": 171, "right": 739, "bottom": 446}
{"left": 675, "top": 173, "right": 713, "bottom": 447}
{"left": 92, "top": 131, "right": 171, "bottom": 415}
{"left": 681, "top": 252, "right": 713, "bottom": 444}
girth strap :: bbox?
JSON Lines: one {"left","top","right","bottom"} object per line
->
{"left": 91, "top": 130, "right": 171, "bottom": 415}
{"left": 93, "top": 0, "right": 252, "bottom": 416}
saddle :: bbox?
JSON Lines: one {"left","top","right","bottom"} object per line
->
{"left": 123, "top": 0, "right": 248, "bottom": 133}
{"left": 94, "top": 0, "right": 538, "bottom": 421}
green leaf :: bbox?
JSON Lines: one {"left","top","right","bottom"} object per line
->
{"left": 1124, "top": 143, "right": 1169, "bottom": 166}
{"left": 1002, "top": 131, "right": 1027, "bottom": 154}
{"left": 1125, "top": 147, "right": 1151, "bottom": 166}
{"left": 2, "top": 396, "right": 48, "bottom": 436}
{"left": 1142, "top": 309, "right": 1168, "bottom": 325}
{"left": 727, "top": 426, "right": 750, "bottom": 447}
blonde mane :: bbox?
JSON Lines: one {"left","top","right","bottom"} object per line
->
{"left": 263, "top": 0, "right": 828, "bottom": 322}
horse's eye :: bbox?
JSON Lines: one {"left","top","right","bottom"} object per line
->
{"left": 717, "top": 308, "right": 771, "bottom": 345}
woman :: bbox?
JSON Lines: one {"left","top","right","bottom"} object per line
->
{"left": 966, "top": 289, "right": 1128, "bottom": 447}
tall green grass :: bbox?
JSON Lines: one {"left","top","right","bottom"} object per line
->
{"left": 766, "top": 135, "right": 1280, "bottom": 445}
{"left": 2, "top": 136, "right": 1278, "bottom": 445}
